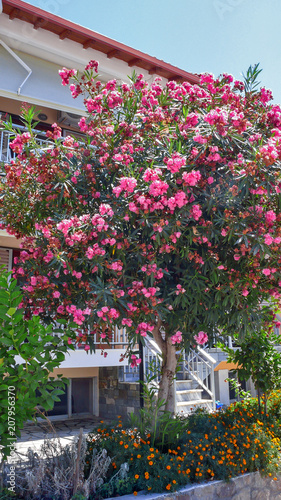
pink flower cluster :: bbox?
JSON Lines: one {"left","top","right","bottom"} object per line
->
{"left": 43, "top": 251, "right": 54, "bottom": 263}
{"left": 10, "top": 132, "right": 31, "bottom": 154}
{"left": 170, "top": 231, "right": 181, "bottom": 243}
{"left": 65, "top": 304, "right": 91, "bottom": 325}
{"left": 182, "top": 170, "right": 201, "bottom": 186}
{"left": 143, "top": 168, "right": 162, "bottom": 182}
{"left": 190, "top": 204, "right": 202, "bottom": 220}
{"left": 109, "top": 261, "right": 123, "bottom": 271}
{"left": 264, "top": 234, "right": 281, "bottom": 245}
{"left": 59, "top": 67, "right": 77, "bottom": 86}
{"left": 194, "top": 331, "right": 208, "bottom": 345}
{"left": 130, "top": 354, "right": 141, "bottom": 368}
{"left": 164, "top": 153, "right": 186, "bottom": 173}
{"left": 141, "top": 286, "right": 158, "bottom": 298}
{"left": 84, "top": 60, "right": 99, "bottom": 72}
{"left": 149, "top": 180, "right": 169, "bottom": 196}
{"left": 262, "top": 268, "right": 277, "bottom": 277}
{"left": 185, "top": 112, "right": 198, "bottom": 128}
{"left": 97, "top": 306, "right": 120, "bottom": 323}
{"left": 113, "top": 177, "right": 138, "bottom": 197}
{"left": 121, "top": 318, "right": 133, "bottom": 327}
{"left": 99, "top": 204, "right": 114, "bottom": 217}
{"left": 170, "top": 331, "right": 182, "bottom": 344}
{"left": 86, "top": 244, "right": 106, "bottom": 258}
{"left": 136, "top": 322, "right": 154, "bottom": 337}
{"left": 166, "top": 191, "right": 188, "bottom": 211}
{"left": 107, "top": 91, "right": 123, "bottom": 109}
{"left": 86, "top": 96, "right": 103, "bottom": 114}
{"left": 265, "top": 210, "right": 276, "bottom": 225}
{"left": 175, "top": 284, "right": 186, "bottom": 295}
{"left": 141, "top": 263, "right": 164, "bottom": 279}
{"left": 204, "top": 108, "right": 228, "bottom": 128}
{"left": 57, "top": 215, "right": 90, "bottom": 236}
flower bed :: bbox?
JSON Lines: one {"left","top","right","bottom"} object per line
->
{"left": 86, "top": 391, "right": 281, "bottom": 498}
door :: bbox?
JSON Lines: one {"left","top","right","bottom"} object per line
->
{"left": 71, "top": 378, "right": 92, "bottom": 415}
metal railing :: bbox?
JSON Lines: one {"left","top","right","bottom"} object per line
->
{"left": 0, "top": 129, "right": 17, "bottom": 163}
{"left": 92, "top": 326, "right": 128, "bottom": 349}
{"left": 0, "top": 126, "right": 53, "bottom": 163}
{"left": 183, "top": 347, "right": 216, "bottom": 411}
{"left": 119, "top": 336, "right": 162, "bottom": 383}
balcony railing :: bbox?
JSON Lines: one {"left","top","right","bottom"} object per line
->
{"left": 0, "top": 126, "right": 53, "bottom": 164}
{"left": 62, "top": 325, "right": 129, "bottom": 351}
{"left": 93, "top": 326, "right": 129, "bottom": 349}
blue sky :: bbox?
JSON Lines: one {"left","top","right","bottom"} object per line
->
{"left": 26, "top": 0, "right": 281, "bottom": 103}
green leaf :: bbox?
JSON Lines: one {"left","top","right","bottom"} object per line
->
{"left": 7, "top": 307, "right": 17, "bottom": 316}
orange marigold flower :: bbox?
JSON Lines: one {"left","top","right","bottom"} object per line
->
{"left": 166, "top": 465, "right": 171, "bottom": 470}
{"left": 133, "top": 492, "right": 137, "bottom": 496}
{"left": 149, "top": 461, "right": 153, "bottom": 466}
{"left": 166, "top": 484, "right": 171, "bottom": 490}
{"left": 135, "top": 474, "right": 139, "bottom": 479}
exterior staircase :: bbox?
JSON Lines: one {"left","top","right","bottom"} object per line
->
{"left": 175, "top": 379, "right": 214, "bottom": 414}
{"left": 144, "top": 339, "right": 216, "bottom": 414}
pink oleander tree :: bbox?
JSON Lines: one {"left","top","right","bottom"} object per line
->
{"left": 1, "top": 63, "right": 281, "bottom": 413}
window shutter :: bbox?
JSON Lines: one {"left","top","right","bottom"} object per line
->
{"left": 0, "top": 248, "right": 13, "bottom": 271}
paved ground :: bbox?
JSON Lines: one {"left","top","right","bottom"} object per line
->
{"left": 14, "top": 416, "right": 102, "bottom": 459}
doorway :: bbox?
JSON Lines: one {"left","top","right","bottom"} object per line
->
{"left": 71, "top": 378, "right": 92, "bottom": 415}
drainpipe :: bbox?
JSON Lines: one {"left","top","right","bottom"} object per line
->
{"left": 0, "top": 38, "right": 32, "bottom": 95}
{"left": 0, "top": 1, "right": 2, "bottom": 13}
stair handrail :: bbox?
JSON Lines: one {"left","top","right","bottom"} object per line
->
{"left": 144, "top": 336, "right": 162, "bottom": 386}
{"left": 184, "top": 347, "right": 216, "bottom": 411}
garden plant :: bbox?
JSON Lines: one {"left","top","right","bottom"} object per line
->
{"left": 0, "top": 270, "right": 70, "bottom": 460}
{"left": 222, "top": 328, "right": 281, "bottom": 414}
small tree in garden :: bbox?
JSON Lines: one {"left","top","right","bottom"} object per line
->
{"left": 0, "top": 270, "right": 70, "bottom": 460}
{"left": 223, "top": 329, "right": 281, "bottom": 415}
{"left": 1, "top": 63, "right": 281, "bottom": 414}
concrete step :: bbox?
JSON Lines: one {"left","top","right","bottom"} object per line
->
{"left": 176, "top": 399, "right": 214, "bottom": 415}
{"left": 176, "top": 388, "right": 202, "bottom": 394}
{"left": 177, "top": 399, "right": 213, "bottom": 407}
{"left": 176, "top": 379, "right": 198, "bottom": 390}
{"left": 176, "top": 389, "right": 203, "bottom": 402}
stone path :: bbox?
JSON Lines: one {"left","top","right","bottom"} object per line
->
{"left": 14, "top": 416, "right": 101, "bottom": 459}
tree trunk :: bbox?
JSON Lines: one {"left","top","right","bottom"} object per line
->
{"left": 158, "top": 342, "right": 178, "bottom": 413}
{"left": 152, "top": 319, "right": 178, "bottom": 414}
